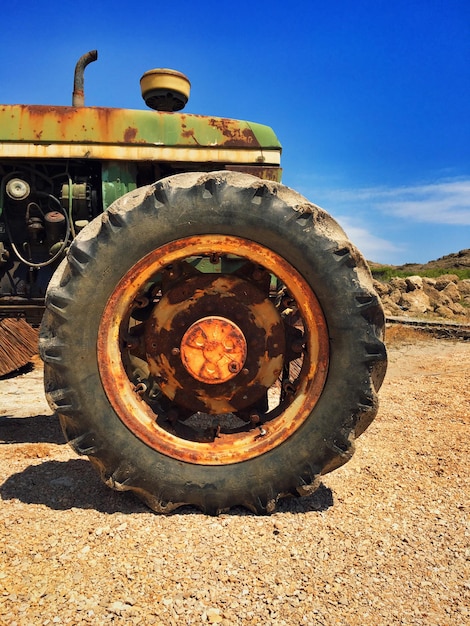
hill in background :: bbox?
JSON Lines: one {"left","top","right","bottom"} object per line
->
{"left": 369, "top": 249, "right": 470, "bottom": 322}
{"left": 369, "top": 249, "right": 470, "bottom": 281}
{"left": 395, "top": 249, "right": 470, "bottom": 273}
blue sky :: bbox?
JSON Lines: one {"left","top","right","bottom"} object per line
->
{"left": 2, "top": 0, "right": 469, "bottom": 264}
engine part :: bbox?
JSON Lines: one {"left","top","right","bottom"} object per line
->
{"left": 5, "top": 178, "right": 31, "bottom": 201}
{"left": 44, "top": 211, "right": 66, "bottom": 244}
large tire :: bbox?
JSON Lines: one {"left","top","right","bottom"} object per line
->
{"left": 39, "top": 171, "right": 386, "bottom": 514}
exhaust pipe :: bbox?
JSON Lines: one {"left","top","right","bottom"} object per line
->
{"left": 72, "top": 50, "right": 98, "bottom": 107}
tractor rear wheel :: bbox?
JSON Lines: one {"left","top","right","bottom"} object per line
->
{"left": 39, "top": 171, "right": 386, "bottom": 514}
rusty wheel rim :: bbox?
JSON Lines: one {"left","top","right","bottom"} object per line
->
{"left": 97, "top": 235, "right": 329, "bottom": 465}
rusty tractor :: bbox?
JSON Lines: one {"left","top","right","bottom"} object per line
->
{"left": 0, "top": 51, "right": 387, "bottom": 514}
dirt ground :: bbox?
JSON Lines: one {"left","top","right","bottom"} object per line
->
{"left": 0, "top": 327, "right": 469, "bottom": 625}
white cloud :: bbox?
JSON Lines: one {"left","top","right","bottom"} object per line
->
{"left": 327, "top": 178, "right": 470, "bottom": 225}
{"left": 296, "top": 175, "right": 470, "bottom": 264}
{"left": 335, "top": 215, "right": 403, "bottom": 261}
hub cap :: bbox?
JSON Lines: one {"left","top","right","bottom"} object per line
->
{"left": 180, "top": 316, "right": 247, "bottom": 384}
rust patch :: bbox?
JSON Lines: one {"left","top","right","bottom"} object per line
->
{"left": 208, "top": 118, "right": 261, "bottom": 147}
{"left": 123, "top": 126, "right": 138, "bottom": 142}
{"left": 180, "top": 122, "right": 200, "bottom": 144}
{"left": 225, "top": 165, "right": 282, "bottom": 182}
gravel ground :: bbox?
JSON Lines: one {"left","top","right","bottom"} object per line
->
{"left": 0, "top": 329, "right": 469, "bottom": 625}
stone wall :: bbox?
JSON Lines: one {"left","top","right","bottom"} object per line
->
{"left": 374, "top": 274, "right": 470, "bottom": 320}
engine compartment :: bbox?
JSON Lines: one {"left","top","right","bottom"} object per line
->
{"left": 0, "top": 159, "right": 102, "bottom": 322}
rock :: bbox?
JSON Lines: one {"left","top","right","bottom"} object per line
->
{"left": 373, "top": 280, "right": 391, "bottom": 296}
{"left": 435, "top": 274, "right": 459, "bottom": 290}
{"left": 399, "top": 290, "right": 431, "bottom": 314}
{"left": 422, "top": 283, "right": 439, "bottom": 298}
{"left": 458, "top": 279, "right": 470, "bottom": 296}
{"left": 441, "top": 282, "right": 461, "bottom": 302}
{"left": 383, "top": 302, "right": 403, "bottom": 317}
{"left": 435, "top": 305, "right": 454, "bottom": 317}
{"left": 449, "top": 302, "right": 466, "bottom": 315}
{"left": 108, "top": 601, "right": 133, "bottom": 615}
{"left": 434, "top": 291, "right": 452, "bottom": 309}
{"left": 375, "top": 272, "right": 469, "bottom": 321}
{"left": 405, "top": 276, "right": 423, "bottom": 291}
{"left": 206, "top": 608, "right": 223, "bottom": 623}
{"left": 390, "top": 277, "right": 407, "bottom": 292}
{"left": 389, "top": 289, "right": 402, "bottom": 304}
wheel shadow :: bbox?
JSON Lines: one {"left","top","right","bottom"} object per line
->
{"left": 276, "top": 483, "right": 334, "bottom": 514}
{"left": 1, "top": 455, "right": 334, "bottom": 516}
{"left": 0, "top": 458, "right": 149, "bottom": 514}
{"left": 0, "top": 414, "right": 64, "bottom": 444}
{"left": 1, "top": 405, "right": 334, "bottom": 515}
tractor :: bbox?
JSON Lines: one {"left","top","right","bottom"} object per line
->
{"left": 0, "top": 51, "right": 386, "bottom": 514}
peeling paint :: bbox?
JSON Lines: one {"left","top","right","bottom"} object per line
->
{"left": 0, "top": 105, "right": 281, "bottom": 162}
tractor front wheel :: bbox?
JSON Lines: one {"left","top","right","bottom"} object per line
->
{"left": 40, "top": 171, "right": 386, "bottom": 514}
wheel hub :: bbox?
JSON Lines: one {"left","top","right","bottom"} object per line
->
{"left": 180, "top": 316, "right": 247, "bottom": 384}
{"left": 143, "top": 272, "right": 285, "bottom": 414}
